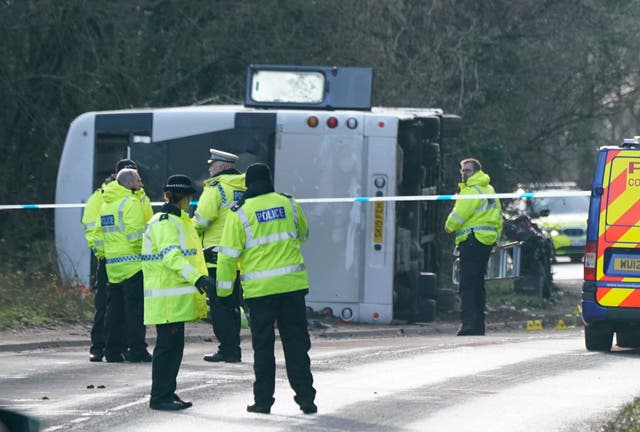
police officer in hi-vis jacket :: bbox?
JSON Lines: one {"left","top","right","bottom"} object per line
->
{"left": 142, "top": 175, "right": 211, "bottom": 411}
{"left": 445, "top": 158, "right": 503, "bottom": 336}
{"left": 216, "top": 163, "right": 317, "bottom": 415}
{"left": 193, "top": 149, "right": 246, "bottom": 364}
{"left": 82, "top": 158, "right": 146, "bottom": 362}
{"left": 96, "top": 168, "right": 153, "bottom": 362}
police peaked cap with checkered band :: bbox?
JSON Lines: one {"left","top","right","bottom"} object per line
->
{"left": 163, "top": 174, "right": 197, "bottom": 193}
{"left": 207, "top": 148, "right": 239, "bottom": 164}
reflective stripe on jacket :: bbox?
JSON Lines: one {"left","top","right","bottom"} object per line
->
{"left": 192, "top": 172, "right": 246, "bottom": 267}
{"left": 216, "top": 192, "right": 309, "bottom": 300}
{"left": 445, "top": 170, "right": 503, "bottom": 246}
{"left": 142, "top": 207, "right": 208, "bottom": 325}
{"left": 97, "top": 181, "right": 150, "bottom": 283}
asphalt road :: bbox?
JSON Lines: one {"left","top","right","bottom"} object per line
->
{"left": 552, "top": 257, "right": 583, "bottom": 280}
{"left": 2, "top": 322, "right": 638, "bottom": 432}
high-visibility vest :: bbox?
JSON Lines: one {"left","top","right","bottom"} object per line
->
{"left": 193, "top": 173, "right": 246, "bottom": 266}
{"left": 217, "top": 192, "right": 309, "bottom": 300}
{"left": 97, "top": 181, "right": 150, "bottom": 283}
{"left": 142, "top": 206, "right": 207, "bottom": 325}
{"left": 135, "top": 188, "right": 154, "bottom": 223}
{"left": 82, "top": 186, "right": 107, "bottom": 258}
{"left": 445, "top": 170, "right": 503, "bottom": 246}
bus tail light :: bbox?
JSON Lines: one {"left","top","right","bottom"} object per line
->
{"left": 584, "top": 240, "right": 597, "bottom": 281}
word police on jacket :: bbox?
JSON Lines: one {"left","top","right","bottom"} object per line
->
{"left": 256, "top": 207, "right": 286, "bottom": 223}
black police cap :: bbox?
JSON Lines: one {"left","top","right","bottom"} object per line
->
{"left": 164, "top": 174, "right": 196, "bottom": 193}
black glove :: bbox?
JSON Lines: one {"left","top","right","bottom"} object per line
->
{"left": 195, "top": 276, "right": 215, "bottom": 295}
{"left": 203, "top": 246, "right": 218, "bottom": 264}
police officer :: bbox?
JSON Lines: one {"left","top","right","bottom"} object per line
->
{"left": 96, "top": 168, "right": 153, "bottom": 362}
{"left": 217, "top": 163, "right": 317, "bottom": 415}
{"left": 143, "top": 175, "right": 211, "bottom": 411}
{"left": 445, "top": 158, "right": 503, "bottom": 336}
{"left": 193, "top": 149, "right": 246, "bottom": 363}
{"left": 82, "top": 159, "right": 150, "bottom": 362}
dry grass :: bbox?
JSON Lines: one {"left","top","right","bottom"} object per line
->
{"left": 0, "top": 241, "right": 93, "bottom": 329}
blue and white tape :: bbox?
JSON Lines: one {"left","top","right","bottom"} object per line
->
{"left": 0, "top": 190, "right": 590, "bottom": 210}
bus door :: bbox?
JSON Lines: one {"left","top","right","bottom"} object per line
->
{"left": 275, "top": 110, "right": 370, "bottom": 320}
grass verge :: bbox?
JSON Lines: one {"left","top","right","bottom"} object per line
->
{"left": 593, "top": 398, "right": 640, "bottom": 432}
{"left": 0, "top": 241, "right": 93, "bottom": 329}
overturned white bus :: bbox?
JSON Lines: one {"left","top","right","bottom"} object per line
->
{"left": 55, "top": 65, "right": 461, "bottom": 323}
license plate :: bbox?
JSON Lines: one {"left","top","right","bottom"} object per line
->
{"left": 613, "top": 257, "right": 640, "bottom": 272}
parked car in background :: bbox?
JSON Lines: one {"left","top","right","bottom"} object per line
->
{"left": 508, "top": 182, "right": 589, "bottom": 263}
{"left": 529, "top": 194, "right": 589, "bottom": 263}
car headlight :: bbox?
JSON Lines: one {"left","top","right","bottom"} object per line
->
{"left": 550, "top": 229, "right": 560, "bottom": 237}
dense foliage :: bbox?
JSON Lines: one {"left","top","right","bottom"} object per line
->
{"left": 2, "top": 0, "right": 640, "bottom": 306}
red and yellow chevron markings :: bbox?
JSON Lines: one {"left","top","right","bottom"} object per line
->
{"left": 597, "top": 287, "right": 640, "bottom": 307}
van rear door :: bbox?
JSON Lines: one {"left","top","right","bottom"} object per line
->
{"left": 596, "top": 149, "right": 640, "bottom": 307}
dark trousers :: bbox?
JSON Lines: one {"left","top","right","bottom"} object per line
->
{"left": 151, "top": 322, "right": 185, "bottom": 404}
{"left": 458, "top": 234, "right": 494, "bottom": 332}
{"left": 246, "top": 290, "right": 315, "bottom": 407}
{"left": 90, "top": 258, "right": 108, "bottom": 356}
{"left": 208, "top": 267, "right": 242, "bottom": 359}
{"left": 105, "top": 271, "right": 147, "bottom": 357}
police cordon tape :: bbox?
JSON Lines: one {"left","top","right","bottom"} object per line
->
{"left": 0, "top": 189, "right": 591, "bottom": 210}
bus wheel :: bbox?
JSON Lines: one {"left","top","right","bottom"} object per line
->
{"left": 585, "top": 323, "right": 613, "bottom": 351}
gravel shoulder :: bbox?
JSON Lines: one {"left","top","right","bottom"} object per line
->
{"left": 0, "top": 280, "right": 583, "bottom": 351}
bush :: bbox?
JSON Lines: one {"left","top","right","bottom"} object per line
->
{"left": 0, "top": 240, "right": 93, "bottom": 329}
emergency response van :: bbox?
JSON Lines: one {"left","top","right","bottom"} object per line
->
{"left": 583, "top": 136, "right": 640, "bottom": 350}
{"left": 55, "top": 65, "right": 461, "bottom": 324}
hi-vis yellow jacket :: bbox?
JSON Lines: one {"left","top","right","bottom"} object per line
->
{"left": 96, "top": 181, "right": 152, "bottom": 283}
{"left": 82, "top": 185, "right": 108, "bottom": 259}
{"left": 193, "top": 172, "right": 246, "bottom": 267}
{"left": 216, "top": 192, "right": 309, "bottom": 300}
{"left": 142, "top": 204, "right": 207, "bottom": 325}
{"left": 445, "top": 170, "right": 503, "bottom": 246}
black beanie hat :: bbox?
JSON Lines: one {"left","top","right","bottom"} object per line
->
{"left": 245, "top": 163, "right": 273, "bottom": 187}
{"left": 164, "top": 174, "right": 197, "bottom": 193}
{"left": 115, "top": 158, "right": 138, "bottom": 172}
